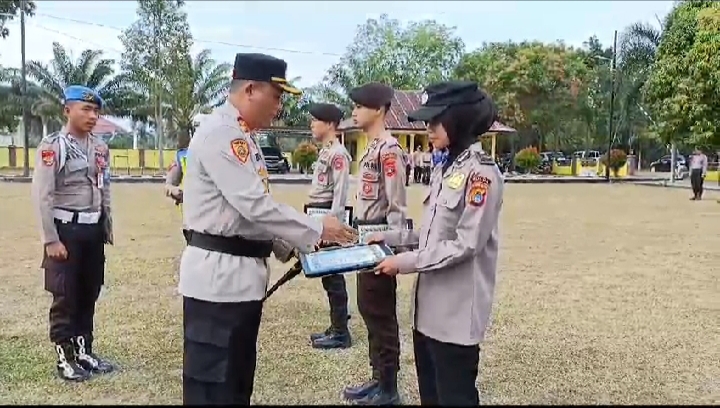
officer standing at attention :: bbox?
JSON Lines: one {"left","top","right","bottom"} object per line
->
{"left": 165, "top": 134, "right": 191, "bottom": 242}
{"left": 180, "top": 53, "right": 357, "bottom": 406}
{"left": 31, "top": 85, "right": 115, "bottom": 382}
{"left": 343, "top": 82, "right": 408, "bottom": 406}
{"left": 305, "top": 103, "right": 354, "bottom": 350}
{"left": 688, "top": 146, "right": 708, "bottom": 201}
{"left": 422, "top": 145, "right": 432, "bottom": 185}
{"left": 372, "top": 81, "right": 504, "bottom": 406}
{"left": 412, "top": 145, "right": 423, "bottom": 184}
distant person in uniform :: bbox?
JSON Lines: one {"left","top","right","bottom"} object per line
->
{"left": 343, "top": 82, "right": 407, "bottom": 405}
{"left": 412, "top": 145, "right": 423, "bottom": 184}
{"left": 306, "top": 102, "right": 353, "bottom": 350}
{"left": 422, "top": 145, "right": 432, "bottom": 185}
{"left": 689, "top": 147, "right": 708, "bottom": 201}
{"left": 404, "top": 146, "right": 411, "bottom": 187}
{"left": 179, "top": 53, "right": 357, "bottom": 406}
{"left": 165, "top": 134, "right": 191, "bottom": 242}
{"left": 372, "top": 81, "right": 504, "bottom": 406}
{"left": 31, "top": 85, "right": 115, "bottom": 382}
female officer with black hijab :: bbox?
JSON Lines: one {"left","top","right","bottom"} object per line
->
{"left": 369, "top": 80, "right": 504, "bottom": 406}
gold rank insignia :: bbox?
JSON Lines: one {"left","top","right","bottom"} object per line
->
{"left": 446, "top": 172, "right": 466, "bottom": 189}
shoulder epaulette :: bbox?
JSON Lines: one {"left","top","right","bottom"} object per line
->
{"left": 479, "top": 154, "right": 496, "bottom": 165}
{"left": 40, "top": 131, "right": 63, "bottom": 144}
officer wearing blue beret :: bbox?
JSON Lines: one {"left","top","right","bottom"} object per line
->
{"left": 31, "top": 85, "right": 115, "bottom": 382}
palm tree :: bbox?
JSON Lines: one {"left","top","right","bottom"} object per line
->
{"left": 24, "top": 42, "right": 139, "bottom": 135}
{"left": 274, "top": 76, "right": 314, "bottom": 128}
{"left": 127, "top": 48, "right": 230, "bottom": 144}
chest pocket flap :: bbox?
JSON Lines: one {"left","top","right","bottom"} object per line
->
{"left": 437, "top": 187, "right": 464, "bottom": 210}
{"left": 65, "top": 158, "right": 89, "bottom": 173}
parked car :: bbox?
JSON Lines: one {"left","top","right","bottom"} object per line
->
{"left": 261, "top": 146, "right": 290, "bottom": 174}
{"left": 572, "top": 150, "right": 601, "bottom": 160}
{"left": 541, "top": 151, "right": 570, "bottom": 166}
{"left": 650, "top": 155, "right": 687, "bottom": 173}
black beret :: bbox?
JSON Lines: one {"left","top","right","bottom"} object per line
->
{"left": 349, "top": 82, "right": 394, "bottom": 110}
{"left": 309, "top": 103, "right": 344, "bottom": 123}
{"left": 232, "top": 53, "right": 301, "bottom": 95}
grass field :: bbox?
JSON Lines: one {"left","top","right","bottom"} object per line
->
{"left": 0, "top": 182, "right": 718, "bottom": 405}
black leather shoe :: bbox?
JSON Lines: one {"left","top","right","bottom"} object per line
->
{"left": 354, "top": 388, "right": 401, "bottom": 406}
{"left": 343, "top": 378, "right": 380, "bottom": 401}
{"left": 312, "top": 331, "right": 351, "bottom": 350}
{"left": 55, "top": 343, "right": 91, "bottom": 382}
{"left": 74, "top": 336, "right": 114, "bottom": 374}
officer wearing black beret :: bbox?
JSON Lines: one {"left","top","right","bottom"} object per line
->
{"left": 349, "top": 82, "right": 394, "bottom": 111}
{"left": 372, "top": 80, "right": 502, "bottom": 406}
{"left": 309, "top": 103, "right": 344, "bottom": 124}
{"left": 343, "top": 81, "right": 409, "bottom": 405}
{"left": 180, "top": 53, "right": 356, "bottom": 405}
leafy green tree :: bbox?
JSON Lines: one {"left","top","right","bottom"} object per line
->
{"left": 644, "top": 0, "right": 720, "bottom": 145}
{"left": 318, "top": 14, "right": 465, "bottom": 109}
{"left": 455, "top": 41, "right": 589, "bottom": 151}
{"left": 0, "top": 0, "right": 35, "bottom": 39}
{"left": 120, "top": 0, "right": 191, "bottom": 166}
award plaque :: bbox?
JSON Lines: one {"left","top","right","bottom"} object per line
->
{"left": 299, "top": 243, "right": 394, "bottom": 278}
{"left": 303, "top": 204, "right": 354, "bottom": 226}
{"left": 355, "top": 219, "right": 414, "bottom": 244}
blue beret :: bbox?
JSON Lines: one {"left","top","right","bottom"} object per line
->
{"left": 63, "top": 85, "right": 104, "bottom": 109}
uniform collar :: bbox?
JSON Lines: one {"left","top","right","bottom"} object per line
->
{"left": 223, "top": 101, "right": 254, "bottom": 134}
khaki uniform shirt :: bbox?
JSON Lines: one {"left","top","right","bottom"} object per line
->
{"left": 179, "top": 102, "right": 322, "bottom": 303}
{"left": 422, "top": 152, "right": 432, "bottom": 166}
{"left": 356, "top": 133, "right": 408, "bottom": 232}
{"left": 31, "top": 131, "right": 112, "bottom": 245}
{"left": 308, "top": 139, "right": 352, "bottom": 220}
{"left": 383, "top": 143, "right": 504, "bottom": 346}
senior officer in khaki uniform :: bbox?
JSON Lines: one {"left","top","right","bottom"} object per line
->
{"left": 372, "top": 81, "right": 503, "bottom": 406}
{"left": 343, "top": 82, "right": 408, "bottom": 406}
{"left": 180, "top": 53, "right": 357, "bottom": 406}
{"left": 31, "top": 85, "right": 115, "bottom": 382}
{"left": 305, "top": 103, "right": 354, "bottom": 350}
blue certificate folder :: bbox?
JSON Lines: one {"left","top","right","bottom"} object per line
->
{"left": 299, "top": 244, "right": 395, "bottom": 278}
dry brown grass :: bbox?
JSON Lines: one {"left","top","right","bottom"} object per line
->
{"left": 0, "top": 182, "right": 718, "bottom": 405}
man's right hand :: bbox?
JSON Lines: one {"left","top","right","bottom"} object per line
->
{"left": 45, "top": 241, "right": 68, "bottom": 260}
{"left": 320, "top": 215, "right": 358, "bottom": 245}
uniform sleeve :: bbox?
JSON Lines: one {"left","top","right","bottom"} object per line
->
{"left": 202, "top": 126, "right": 322, "bottom": 253}
{"left": 702, "top": 155, "right": 708, "bottom": 175}
{"left": 165, "top": 161, "right": 183, "bottom": 186}
{"left": 30, "top": 141, "right": 60, "bottom": 245}
{"left": 330, "top": 153, "right": 350, "bottom": 221}
{"left": 272, "top": 238, "right": 296, "bottom": 263}
{"left": 99, "top": 143, "right": 113, "bottom": 243}
{"left": 380, "top": 144, "right": 408, "bottom": 230}
{"left": 381, "top": 229, "right": 419, "bottom": 249}
{"left": 394, "top": 166, "right": 503, "bottom": 274}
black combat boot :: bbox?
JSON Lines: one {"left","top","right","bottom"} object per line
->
{"left": 55, "top": 342, "right": 91, "bottom": 382}
{"left": 355, "top": 369, "right": 401, "bottom": 405}
{"left": 311, "top": 330, "right": 352, "bottom": 350}
{"left": 343, "top": 369, "right": 381, "bottom": 401}
{"left": 74, "top": 335, "right": 114, "bottom": 374}
{"left": 310, "top": 326, "right": 332, "bottom": 342}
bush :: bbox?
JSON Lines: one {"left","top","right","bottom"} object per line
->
{"left": 514, "top": 147, "right": 541, "bottom": 173}
{"left": 600, "top": 149, "right": 628, "bottom": 175}
{"left": 292, "top": 141, "right": 318, "bottom": 173}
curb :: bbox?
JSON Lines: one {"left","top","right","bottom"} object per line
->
{"left": 632, "top": 180, "right": 720, "bottom": 191}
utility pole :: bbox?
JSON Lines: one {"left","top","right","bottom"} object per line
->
{"left": 153, "top": 10, "right": 164, "bottom": 171}
{"left": 20, "top": 0, "right": 30, "bottom": 177}
{"left": 606, "top": 30, "right": 617, "bottom": 182}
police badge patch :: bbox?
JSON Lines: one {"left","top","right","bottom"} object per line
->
{"left": 467, "top": 174, "right": 490, "bottom": 207}
{"left": 231, "top": 139, "right": 250, "bottom": 163}
{"left": 41, "top": 150, "right": 55, "bottom": 166}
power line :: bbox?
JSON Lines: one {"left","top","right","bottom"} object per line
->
{"left": 35, "top": 12, "right": 343, "bottom": 57}
{"left": 32, "top": 23, "right": 125, "bottom": 55}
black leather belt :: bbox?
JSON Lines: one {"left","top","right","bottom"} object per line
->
{"left": 187, "top": 231, "right": 273, "bottom": 258}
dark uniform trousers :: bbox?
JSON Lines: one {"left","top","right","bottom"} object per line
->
{"left": 422, "top": 166, "right": 431, "bottom": 185}
{"left": 183, "top": 296, "right": 263, "bottom": 406}
{"left": 405, "top": 163, "right": 411, "bottom": 186}
{"left": 690, "top": 169, "right": 704, "bottom": 198}
{"left": 357, "top": 272, "right": 400, "bottom": 380}
{"left": 43, "top": 220, "right": 105, "bottom": 345}
{"left": 321, "top": 274, "right": 349, "bottom": 332}
{"left": 414, "top": 166, "right": 422, "bottom": 184}
{"left": 413, "top": 330, "right": 480, "bottom": 406}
